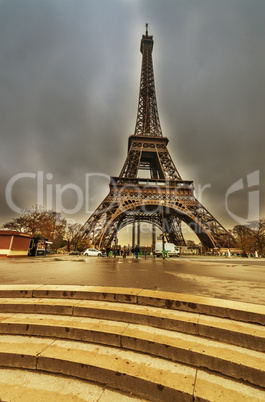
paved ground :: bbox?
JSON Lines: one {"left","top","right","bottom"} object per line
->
{"left": 1, "top": 255, "right": 265, "bottom": 305}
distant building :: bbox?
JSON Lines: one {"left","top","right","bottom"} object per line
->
{"left": 0, "top": 230, "right": 32, "bottom": 257}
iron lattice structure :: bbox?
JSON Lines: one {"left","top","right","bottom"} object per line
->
{"left": 81, "top": 26, "right": 232, "bottom": 250}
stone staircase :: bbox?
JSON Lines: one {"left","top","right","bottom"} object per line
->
{"left": 0, "top": 285, "right": 264, "bottom": 401}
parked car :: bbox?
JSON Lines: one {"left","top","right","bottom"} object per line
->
{"left": 69, "top": 251, "right": 81, "bottom": 255}
{"left": 84, "top": 248, "right": 102, "bottom": 257}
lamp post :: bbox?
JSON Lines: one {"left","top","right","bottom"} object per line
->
{"left": 161, "top": 200, "right": 165, "bottom": 253}
{"left": 114, "top": 233, "right": 118, "bottom": 258}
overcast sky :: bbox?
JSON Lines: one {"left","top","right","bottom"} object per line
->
{"left": 0, "top": 0, "right": 264, "bottom": 243}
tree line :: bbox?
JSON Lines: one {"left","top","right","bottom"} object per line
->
{"left": 1, "top": 206, "right": 89, "bottom": 252}
{"left": 229, "top": 219, "right": 265, "bottom": 255}
{"left": 1, "top": 206, "right": 265, "bottom": 254}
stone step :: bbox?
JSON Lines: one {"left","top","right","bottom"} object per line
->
{"left": 0, "top": 334, "right": 264, "bottom": 401}
{"left": 0, "top": 367, "right": 146, "bottom": 401}
{"left": 0, "top": 297, "right": 264, "bottom": 352}
{"left": 0, "top": 285, "right": 264, "bottom": 325}
{"left": 0, "top": 313, "right": 264, "bottom": 388}
{"left": 0, "top": 286, "right": 264, "bottom": 400}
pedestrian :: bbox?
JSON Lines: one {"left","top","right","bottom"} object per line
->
{"left": 106, "top": 247, "right": 110, "bottom": 257}
{"left": 134, "top": 245, "right": 140, "bottom": 259}
{"left": 123, "top": 246, "right": 127, "bottom": 258}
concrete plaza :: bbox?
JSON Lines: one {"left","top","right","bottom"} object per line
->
{"left": 1, "top": 255, "right": 265, "bottom": 305}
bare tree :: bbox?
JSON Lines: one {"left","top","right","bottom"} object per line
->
{"left": 247, "top": 219, "right": 265, "bottom": 254}
{"left": 231, "top": 219, "right": 265, "bottom": 254}
{"left": 2, "top": 205, "right": 67, "bottom": 251}
{"left": 231, "top": 224, "right": 254, "bottom": 252}
{"left": 66, "top": 222, "right": 91, "bottom": 251}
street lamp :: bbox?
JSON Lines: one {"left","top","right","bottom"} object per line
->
{"left": 114, "top": 233, "right": 118, "bottom": 258}
{"left": 161, "top": 200, "right": 165, "bottom": 253}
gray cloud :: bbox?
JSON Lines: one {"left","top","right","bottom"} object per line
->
{"left": 0, "top": 0, "right": 264, "bottom": 238}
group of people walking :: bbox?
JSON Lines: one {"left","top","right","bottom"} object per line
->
{"left": 105, "top": 245, "right": 141, "bottom": 259}
{"left": 122, "top": 245, "right": 140, "bottom": 259}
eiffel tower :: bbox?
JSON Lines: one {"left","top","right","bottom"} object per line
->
{"left": 81, "top": 25, "right": 232, "bottom": 250}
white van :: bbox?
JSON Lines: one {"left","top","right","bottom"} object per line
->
{"left": 155, "top": 242, "right": 180, "bottom": 257}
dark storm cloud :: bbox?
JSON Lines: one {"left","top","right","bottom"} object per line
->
{"left": 0, "top": 0, "right": 264, "bottom": 232}
{"left": 137, "top": 0, "right": 265, "bottom": 227}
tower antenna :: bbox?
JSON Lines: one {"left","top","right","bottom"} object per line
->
{"left": 145, "top": 23, "right": 148, "bottom": 35}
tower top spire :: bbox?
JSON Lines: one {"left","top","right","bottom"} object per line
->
{"left": 134, "top": 28, "right": 162, "bottom": 136}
